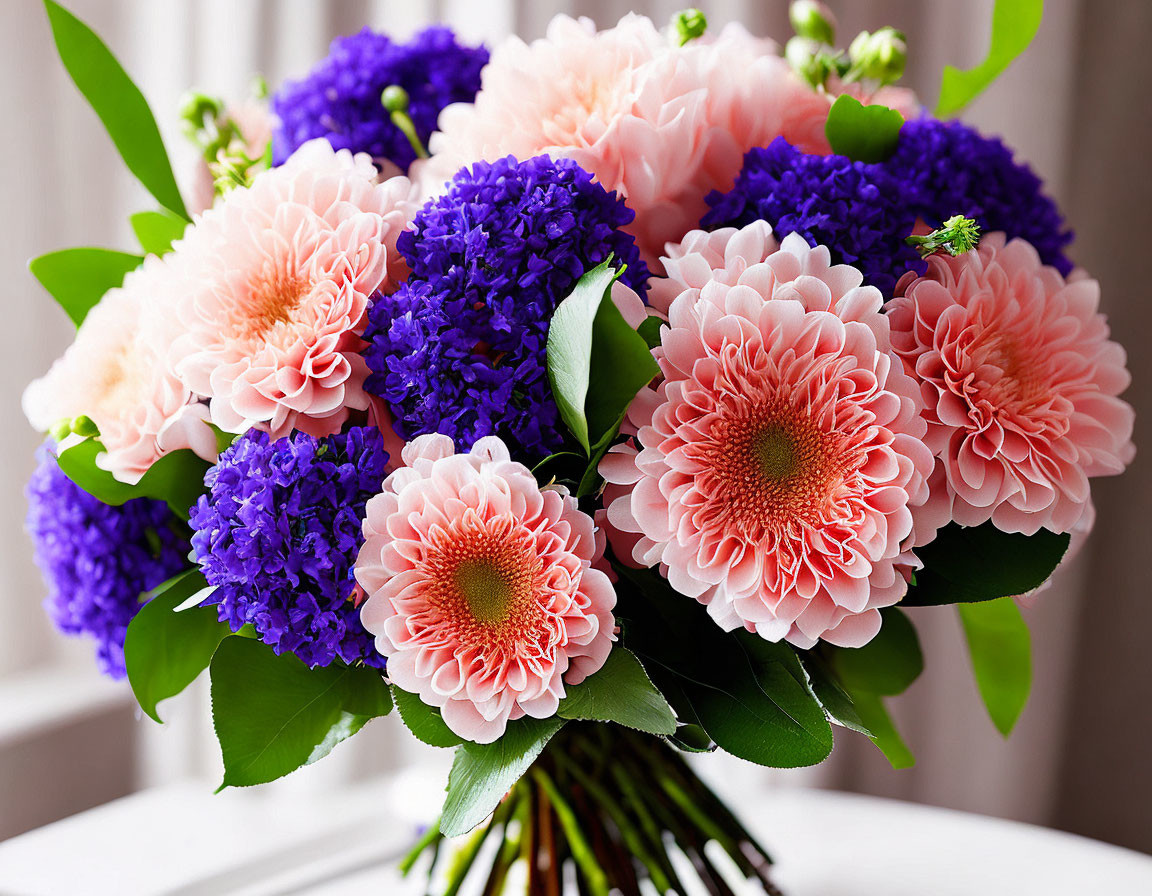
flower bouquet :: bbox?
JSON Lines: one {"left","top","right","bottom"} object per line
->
{"left": 26, "top": 1, "right": 1135, "bottom": 893}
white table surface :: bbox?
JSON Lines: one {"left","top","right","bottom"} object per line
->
{"left": 1, "top": 772, "right": 1150, "bottom": 896}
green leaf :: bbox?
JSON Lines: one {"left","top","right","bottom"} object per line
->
{"left": 392, "top": 687, "right": 465, "bottom": 748}
{"left": 825, "top": 95, "right": 904, "bottom": 163}
{"left": 441, "top": 717, "right": 565, "bottom": 837}
{"left": 829, "top": 608, "right": 923, "bottom": 696}
{"left": 852, "top": 691, "right": 915, "bottom": 769}
{"left": 28, "top": 248, "right": 142, "bottom": 326}
{"left": 958, "top": 598, "right": 1032, "bottom": 735}
{"left": 935, "top": 0, "right": 1043, "bottom": 117}
{"left": 637, "top": 315, "right": 664, "bottom": 350}
{"left": 44, "top": 0, "right": 189, "bottom": 218}
{"left": 557, "top": 648, "right": 677, "bottom": 735}
{"left": 903, "top": 522, "right": 1070, "bottom": 606}
{"left": 546, "top": 260, "right": 659, "bottom": 454}
{"left": 124, "top": 569, "right": 230, "bottom": 723}
{"left": 130, "top": 209, "right": 188, "bottom": 256}
{"left": 210, "top": 638, "right": 392, "bottom": 790}
{"left": 802, "top": 653, "right": 871, "bottom": 736}
{"left": 55, "top": 437, "right": 209, "bottom": 519}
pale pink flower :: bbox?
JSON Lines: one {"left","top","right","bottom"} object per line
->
{"left": 22, "top": 257, "right": 215, "bottom": 482}
{"left": 601, "top": 236, "right": 934, "bottom": 648}
{"left": 420, "top": 14, "right": 881, "bottom": 268}
{"left": 356, "top": 434, "right": 616, "bottom": 743}
{"left": 888, "top": 234, "right": 1135, "bottom": 535}
{"left": 168, "top": 139, "right": 418, "bottom": 440}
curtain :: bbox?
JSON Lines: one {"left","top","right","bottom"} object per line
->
{"left": 2, "top": 0, "right": 1148, "bottom": 853}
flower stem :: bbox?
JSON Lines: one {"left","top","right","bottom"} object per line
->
{"left": 531, "top": 768, "right": 610, "bottom": 896}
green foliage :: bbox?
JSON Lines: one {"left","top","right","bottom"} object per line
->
{"left": 28, "top": 248, "right": 142, "bottom": 326}
{"left": 936, "top": 0, "right": 1043, "bottom": 117}
{"left": 824, "top": 95, "right": 904, "bottom": 163}
{"left": 617, "top": 568, "right": 832, "bottom": 768}
{"left": 392, "top": 687, "right": 465, "bottom": 748}
{"left": 43, "top": 1, "right": 188, "bottom": 219}
{"left": 441, "top": 717, "right": 566, "bottom": 836}
{"left": 958, "top": 597, "right": 1032, "bottom": 735}
{"left": 802, "top": 653, "right": 870, "bottom": 736}
{"left": 557, "top": 648, "right": 677, "bottom": 736}
{"left": 547, "top": 260, "right": 659, "bottom": 463}
{"left": 852, "top": 691, "right": 915, "bottom": 769}
{"left": 903, "top": 522, "right": 1070, "bottom": 606}
{"left": 130, "top": 210, "right": 188, "bottom": 256}
{"left": 210, "top": 638, "right": 392, "bottom": 789}
{"left": 54, "top": 436, "right": 209, "bottom": 520}
{"left": 124, "top": 569, "right": 229, "bottom": 723}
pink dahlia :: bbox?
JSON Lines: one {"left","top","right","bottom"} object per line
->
{"left": 420, "top": 15, "right": 871, "bottom": 267}
{"left": 168, "top": 139, "right": 418, "bottom": 439}
{"left": 355, "top": 434, "right": 616, "bottom": 743}
{"left": 22, "top": 258, "right": 215, "bottom": 482}
{"left": 601, "top": 236, "right": 934, "bottom": 648}
{"left": 888, "top": 234, "right": 1135, "bottom": 535}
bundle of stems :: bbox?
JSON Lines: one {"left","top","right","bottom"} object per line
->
{"left": 401, "top": 724, "right": 782, "bottom": 896}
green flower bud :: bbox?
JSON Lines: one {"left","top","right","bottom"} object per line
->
{"left": 380, "top": 85, "right": 411, "bottom": 115}
{"left": 49, "top": 420, "right": 72, "bottom": 443}
{"left": 71, "top": 414, "right": 100, "bottom": 438}
{"left": 785, "top": 36, "right": 838, "bottom": 89}
{"left": 673, "top": 9, "right": 708, "bottom": 46}
{"left": 846, "top": 27, "right": 907, "bottom": 86}
{"left": 179, "top": 91, "right": 225, "bottom": 129}
{"left": 381, "top": 85, "right": 428, "bottom": 159}
{"left": 789, "top": 0, "right": 836, "bottom": 45}
{"left": 906, "top": 215, "right": 982, "bottom": 258}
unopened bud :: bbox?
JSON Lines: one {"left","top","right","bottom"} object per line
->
{"left": 673, "top": 9, "right": 708, "bottom": 46}
{"left": 789, "top": 1, "right": 836, "bottom": 45}
{"left": 380, "top": 85, "right": 410, "bottom": 115}
{"left": 179, "top": 91, "right": 225, "bottom": 129}
{"left": 71, "top": 415, "right": 100, "bottom": 438}
{"left": 785, "top": 36, "right": 837, "bottom": 89}
{"left": 847, "top": 26, "right": 907, "bottom": 86}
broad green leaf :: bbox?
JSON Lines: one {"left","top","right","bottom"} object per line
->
{"left": 130, "top": 209, "right": 187, "bottom": 256}
{"left": 557, "top": 648, "right": 677, "bottom": 735}
{"left": 392, "top": 687, "right": 465, "bottom": 748}
{"left": 903, "top": 522, "right": 1070, "bottom": 606}
{"left": 441, "top": 717, "right": 565, "bottom": 837}
{"left": 210, "top": 637, "right": 392, "bottom": 789}
{"left": 637, "top": 315, "right": 664, "bottom": 349}
{"left": 29, "top": 248, "right": 142, "bottom": 326}
{"left": 44, "top": 1, "right": 189, "bottom": 218}
{"left": 935, "top": 0, "right": 1043, "bottom": 117}
{"left": 830, "top": 608, "right": 923, "bottom": 696}
{"left": 958, "top": 598, "right": 1032, "bottom": 735}
{"left": 55, "top": 436, "right": 209, "bottom": 519}
{"left": 825, "top": 95, "right": 904, "bottom": 163}
{"left": 546, "top": 260, "right": 659, "bottom": 454}
{"left": 124, "top": 569, "right": 230, "bottom": 723}
{"left": 802, "top": 653, "right": 871, "bottom": 736}
{"left": 852, "top": 691, "right": 915, "bottom": 769}
{"left": 668, "top": 724, "right": 714, "bottom": 753}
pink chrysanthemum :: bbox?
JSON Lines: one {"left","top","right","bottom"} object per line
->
{"left": 169, "top": 139, "right": 418, "bottom": 440}
{"left": 22, "top": 257, "right": 215, "bottom": 483}
{"left": 888, "top": 234, "right": 1135, "bottom": 535}
{"left": 601, "top": 234, "right": 934, "bottom": 648}
{"left": 420, "top": 15, "right": 906, "bottom": 267}
{"left": 355, "top": 435, "right": 616, "bottom": 743}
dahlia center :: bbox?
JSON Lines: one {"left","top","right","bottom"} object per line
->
{"left": 239, "top": 266, "right": 311, "bottom": 339}
{"left": 453, "top": 558, "right": 520, "bottom": 624}
{"left": 753, "top": 425, "right": 800, "bottom": 481}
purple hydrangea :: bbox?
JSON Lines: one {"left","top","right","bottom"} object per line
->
{"left": 884, "top": 118, "right": 1074, "bottom": 275}
{"left": 25, "top": 443, "right": 190, "bottom": 678}
{"left": 701, "top": 137, "right": 925, "bottom": 295}
{"left": 189, "top": 427, "right": 389, "bottom": 669}
{"left": 271, "top": 26, "right": 488, "bottom": 170}
{"left": 362, "top": 154, "right": 649, "bottom": 460}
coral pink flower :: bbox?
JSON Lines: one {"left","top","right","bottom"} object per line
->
{"left": 22, "top": 257, "right": 215, "bottom": 483}
{"left": 169, "top": 139, "right": 418, "bottom": 440}
{"left": 601, "top": 235, "right": 934, "bottom": 648}
{"left": 356, "top": 434, "right": 616, "bottom": 743}
{"left": 888, "top": 234, "right": 1135, "bottom": 535}
{"left": 421, "top": 15, "right": 899, "bottom": 268}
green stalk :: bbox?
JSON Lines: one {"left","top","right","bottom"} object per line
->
{"left": 531, "top": 769, "right": 610, "bottom": 896}
{"left": 399, "top": 821, "right": 444, "bottom": 876}
{"left": 481, "top": 791, "right": 528, "bottom": 896}
{"left": 442, "top": 794, "right": 516, "bottom": 896}
{"left": 609, "top": 761, "right": 689, "bottom": 895}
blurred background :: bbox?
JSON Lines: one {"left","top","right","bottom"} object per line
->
{"left": 1, "top": 0, "right": 1149, "bottom": 857}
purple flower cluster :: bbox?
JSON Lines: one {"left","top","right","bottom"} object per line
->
{"left": 702, "top": 137, "right": 924, "bottom": 295}
{"left": 271, "top": 26, "right": 488, "bottom": 170}
{"left": 25, "top": 443, "right": 189, "bottom": 678}
{"left": 189, "top": 427, "right": 389, "bottom": 669}
{"left": 885, "top": 118, "right": 1074, "bottom": 275}
{"left": 362, "top": 154, "right": 649, "bottom": 459}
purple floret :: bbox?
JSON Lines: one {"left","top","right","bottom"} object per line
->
{"left": 362, "top": 154, "right": 649, "bottom": 461}
{"left": 189, "top": 427, "right": 389, "bottom": 669}
{"left": 884, "top": 118, "right": 1074, "bottom": 275}
{"left": 702, "top": 137, "right": 925, "bottom": 296}
{"left": 26, "top": 443, "right": 190, "bottom": 678}
{"left": 271, "top": 26, "right": 488, "bottom": 170}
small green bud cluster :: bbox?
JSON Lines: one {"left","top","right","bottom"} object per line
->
{"left": 50, "top": 414, "right": 100, "bottom": 443}
{"left": 785, "top": 1, "right": 907, "bottom": 91}
{"left": 906, "top": 215, "right": 983, "bottom": 258}
{"left": 180, "top": 87, "right": 271, "bottom": 196}
{"left": 672, "top": 9, "right": 708, "bottom": 46}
